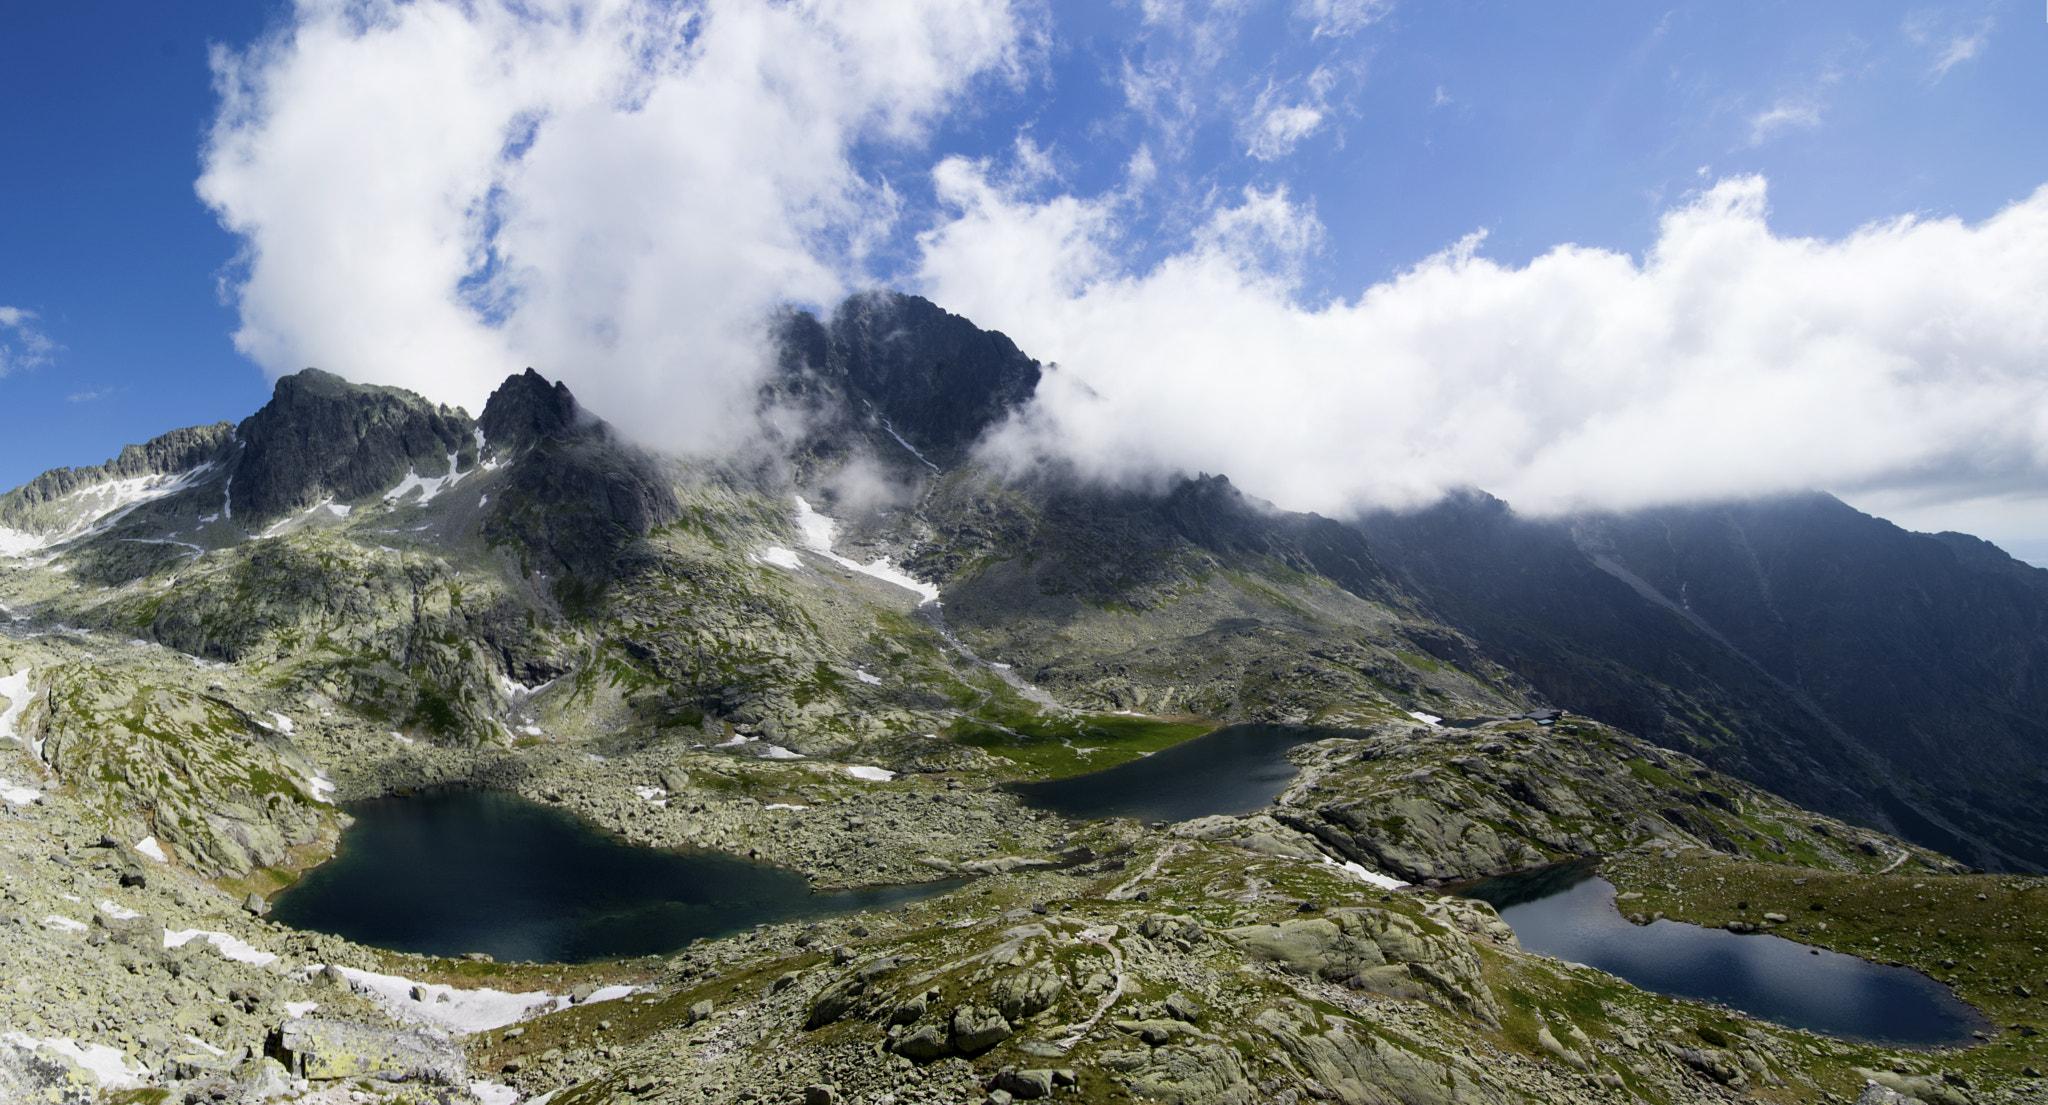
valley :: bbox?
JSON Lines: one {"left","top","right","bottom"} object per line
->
{"left": 0, "top": 292, "right": 2044, "bottom": 1104}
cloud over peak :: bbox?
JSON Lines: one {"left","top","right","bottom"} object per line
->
{"left": 921, "top": 169, "right": 2048, "bottom": 520}
{"left": 199, "top": 0, "right": 1032, "bottom": 448}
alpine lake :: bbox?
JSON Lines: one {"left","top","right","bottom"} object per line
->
{"left": 269, "top": 788, "right": 961, "bottom": 964}
{"left": 1455, "top": 861, "right": 1986, "bottom": 1047}
{"left": 274, "top": 725, "right": 1988, "bottom": 1049}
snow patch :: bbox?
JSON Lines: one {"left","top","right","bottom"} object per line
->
{"left": 844, "top": 765, "right": 895, "bottom": 782}
{"left": 0, "top": 464, "right": 219, "bottom": 557}
{"left": 303, "top": 771, "right": 336, "bottom": 802}
{"left": 1407, "top": 710, "right": 1442, "bottom": 726}
{"left": 854, "top": 668, "right": 883, "bottom": 685}
{"left": 758, "top": 546, "right": 803, "bottom": 571}
{"left": 713, "top": 733, "right": 754, "bottom": 748}
{"left": 0, "top": 667, "right": 32, "bottom": 746}
{"left": 283, "top": 1001, "right": 319, "bottom": 1017}
{"left": 392, "top": 732, "right": 416, "bottom": 745}
{"left": 266, "top": 711, "right": 296, "bottom": 734}
{"left": 42, "top": 916, "right": 87, "bottom": 932}
{"left": 2, "top": 1033, "right": 148, "bottom": 1089}
{"left": 326, "top": 503, "right": 352, "bottom": 517}
{"left": 473, "top": 1082, "right": 521, "bottom": 1105}
{"left": 634, "top": 786, "right": 668, "bottom": 803}
{"left": 0, "top": 778, "right": 38, "bottom": 805}
{"left": 134, "top": 836, "right": 168, "bottom": 862}
{"left": 1320, "top": 856, "right": 1409, "bottom": 891}
{"left": 384, "top": 451, "right": 470, "bottom": 505}
{"left": 763, "top": 803, "right": 809, "bottom": 811}
{"left": 164, "top": 929, "right": 279, "bottom": 967}
{"left": 97, "top": 900, "right": 139, "bottom": 920}
{"left": 759, "top": 744, "right": 804, "bottom": 760}
{"left": 312, "top": 966, "right": 642, "bottom": 1035}
{"left": 790, "top": 497, "right": 940, "bottom": 604}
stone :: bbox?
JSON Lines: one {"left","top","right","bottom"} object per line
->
{"left": 241, "top": 893, "right": 268, "bottom": 917}
{"left": 1162, "top": 993, "right": 1203, "bottom": 1023}
{"left": 896, "top": 1026, "right": 952, "bottom": 1062}
{"left": 804, "top": 1086, "right": 839, "bottom": 1105}
{"left": 1536, "top": 1026, "right": 1588, "bottom": 1070}
{"left": 991, "top": 968, "right": 1063, "bottom": 1023}
{"left": 950, "top": 1005, "right": 1013, "bottom": 1053}
{"left": 232, "top": 1056, "right": 295, "bottom": 1102}
{"left": 277, "top": 1017, "right": 467, "bottom": 1085}
{"left": 804, "top": 976, "right": 864, "bottom": 1030}
{"left": 994, "top": 1069, "right": 1055, "bottom": 1100}
{"left": 1113, "top": 1019, "right": 1189, "bottom": 1046}
{"left": 1856, "top": 1080, "right": 1919, "bottom": 1105}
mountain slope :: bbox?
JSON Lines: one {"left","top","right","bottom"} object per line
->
{"left": 1358, "top": 491, "right": 2048, "bottom": 871}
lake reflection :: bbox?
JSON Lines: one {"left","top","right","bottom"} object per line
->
{"left": 1458, "top": 863, "right": 1984, "bottom": 1046}
{"left": 271, "top": 789, "right": 959, "bottom": 964}
{"left": 1005, "top": 724, "right": 1321, "bottom": 823}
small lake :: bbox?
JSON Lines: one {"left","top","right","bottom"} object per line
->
{"left": 1456, "top": 862, "right": 1984, "bottom": 1046}
{"left": 1006, "top": 724, "right": 1322, "bottom": 823}
{"left": 271, "top": 789, "right": 960, "bottom": 964}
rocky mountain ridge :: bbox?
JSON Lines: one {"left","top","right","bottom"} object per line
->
{"left": 1, "top": 290, "right": 2045, "bottom": 1103}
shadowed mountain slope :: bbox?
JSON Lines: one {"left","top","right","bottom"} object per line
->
{"left": 1358, "top": 491, "right": 2048, "bottom": 871}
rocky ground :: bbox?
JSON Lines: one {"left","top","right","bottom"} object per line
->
{"left": 1, "top": 360, "right": 2045, "bottom": 1104}
{"left": 8, "top": 655, "right": 2048, "bottom": 1104}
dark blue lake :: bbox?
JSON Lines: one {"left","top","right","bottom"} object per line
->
{"left": 1005, "top": 724, "right": 1322, "bottom": 823}
{"left": 1457, "top": 862, "right": 1985, "bottom": 1046}
{"left": 271, "top": 789, "right": 959, "bottom": 964}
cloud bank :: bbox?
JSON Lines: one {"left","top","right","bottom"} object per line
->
{"left": 199, "top": 1, "right": 2048, "bottom": 554}
{"left": 199, "top": 0, "right": 1030, "bottom": 448}
{"left": 920, "top": 166, "right": 2048, "bottom": 520}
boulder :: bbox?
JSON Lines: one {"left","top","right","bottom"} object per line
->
{"left": 1222, "top": 908, "right": 1500, "bottom": 1024}
{"left": 895, "top": 1025, "right": 952, "bottom": 1062}
{"left": 991, "top": 968, "right": 1064, "bottom": 1022}
{"left": 950, "top": 1005, "right": 1013, "bottom": 1053}
{"left": 805, "top": 976, "right": 864, "bottom": 1030}
{"left": 1098, "top": 1043, "right": 1251, "bottom": 1105}
{"left": 994, "top": 1069, "right": 1056, "bottom": 1100}
{"left": 276, "top": 1017, "right": 467, "bottom": 1085}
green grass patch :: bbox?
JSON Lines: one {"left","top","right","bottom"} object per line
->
{"left": 948, "top": 712, "right": 1221, "bottom": 779}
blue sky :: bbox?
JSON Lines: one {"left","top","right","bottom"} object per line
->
{"left": 5, "top": 0, "right": 2048, "bottom": 555}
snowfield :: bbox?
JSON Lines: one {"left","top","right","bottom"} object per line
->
{"left": 791, "top": 497, "right": 940, "bottom": 604}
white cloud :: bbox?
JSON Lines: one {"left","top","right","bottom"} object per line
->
{"left": 1297, "top": 0, "right": 1393, "bottom": 37}
{"left": 198, "top": 0, "right": 1029, "bottom": 448}
{"left": 1905, "top": 11, "right": 1992, "bottom": 81}
{"left": 1747, "top": 101, "right": 1821, "bottom": 146}
{"left": 1246, "top": 103, "right": 1324, "bottom": 161}
{"left": 918, "top": 168, "right": 2048, "bottom": 526}
{"left": 0, "top": 307, "right": 55, "bottom": 376}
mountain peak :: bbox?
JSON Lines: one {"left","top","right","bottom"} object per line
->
{"left": 480, "top": 368, "right": 597, "bottom": 454}
{"left": 231, "top": 368, "right": 478, "bottom": 523}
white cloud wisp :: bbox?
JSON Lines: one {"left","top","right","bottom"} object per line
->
{"left": 918, "top": 168, "right": 2048, "bottom": 525}
{"left": 199, "top": 0, "right": 1028, "bottom": 450}
{"left": 0, "top": 307, "right": 56, "bottom": 377}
